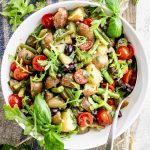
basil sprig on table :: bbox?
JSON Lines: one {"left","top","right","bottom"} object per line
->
{"left": 4, "top": 94, "right": 64, "bottom": 150}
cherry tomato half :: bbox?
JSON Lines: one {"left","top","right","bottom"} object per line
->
{"left": 8, "top": 94, "right": 22, "bottom": 108}
{"left": 116, "top": 46, "right": 129, "bottom": 60}
{"left": 107, "top": 99, "right": 115, "bottom": 106}
{"left": 107, "top": 99, "right": 116, "bottom": 111}
{"left": 74, "top": 69, "right": 88, "bottom": 84}
{"left": 78, "top": 40, "right": 94, "bottom": 51}
{"left": 77, "top": 112, "right": 93, "bottom": 127}
{"left": 10, "top": 62, "right": 17, "bottom": 71}
{"left": 97, "top": 108, "right": 112, "bottom": 126}
{"left": 129, "top": 70, "right": 137, "bottom": 86}
{"left": 32, "top": 55, "right": 47, "bottom": 71}
{"left": 122, "top": 70, "right": 133, "bottom": 84}
{"left": 127, "top": 44, "right": 134, "bottom": 59}
{"left": 81, "top": 18, "right": 93, "bottom": 27}
{"left": 41, "top": 13, "right": 54, "bottom": 29}
{"left": 14, "top": 66, "right": 29, "bottom": 81}
{"left": 101, "top": 82, "right": 115, "bottom": 91}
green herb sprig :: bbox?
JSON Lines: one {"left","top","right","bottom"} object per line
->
{"left": 90, "top": 0, "right": 123, "bottom": 38}
{"left": 0, "top": 0, "right": 46, "bottom": 32}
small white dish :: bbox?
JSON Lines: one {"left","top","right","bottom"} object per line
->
{"left": 1, "top": 1, "right": 149, "bottom": 149}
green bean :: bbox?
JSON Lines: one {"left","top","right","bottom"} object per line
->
{"left": 13, "top": 81, "right": 24, "bottom": 90}
{"left": 19, "top": 43, "right": 37, "bottom": 54}
{"left": 51, "top": 86, "right": 64, "bottom": 93}
{"left": 93, "top": 29, "right": 109, "bottom": 46}
{"left": 55, "top": 30, "right": 74, "bottom": 41}
{"left": 37, "top": 46, "right": 42, "bottom": 54}
{"left": 18, "top": 87, "right": 26, "bottom": 97}
{"left": 101, "top": 69, "right": 114, "bottom": 84}
{"left": 92, "top": 95, "right": 112, "bottom": 111}
{"left": 89, "top": 39, "right": 99, "bottom": 54}
{"left": 97, "top": 28, "right": 111, "bottom": 44}
{"left": 43, "top": 49, "right": 51, "bottom": 58}
{"left": 111, "top": 49, "right": 123, "bottom": 78}
{"left": 97, "top": 88, "right": 120, "bottom": 99}
{"left": 64, "top": 88, "right": 74, "bottom": 100}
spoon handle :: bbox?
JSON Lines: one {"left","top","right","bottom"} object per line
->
{"left": 105, "top": 99, "right": 125, "bottom": 150}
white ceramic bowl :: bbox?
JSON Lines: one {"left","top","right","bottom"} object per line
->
{"left": 1, "top": 1, "right": 149, "bottom": 149}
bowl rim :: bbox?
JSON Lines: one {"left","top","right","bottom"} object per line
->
{"left": 1, "top": 1, "right": 149, "bottom": 149}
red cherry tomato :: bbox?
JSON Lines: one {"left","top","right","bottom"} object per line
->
{"left": 107, "top": 99, "right": 116, "bottom": 111}
{"left": 129, "top": 70, "right": 137, "bottom": 86}
{"left": 127, "top": 44, "right": 134, "bottom": 59}
{"left": 41, "top": 13, "right": 54, "bottom": 29}
{"left": 32, "top": 55, "right": 47, "bottom": 71}
{"left": 116, "top": 46, "right": 130, "bottom": 60}
{"left": 10, "top": 62, "right": 17, "bottom": 71}
{"left": 74, "top": 69, "right": 88, "bottom": 84}
{"left": 78, "top": 40, "right": 94, "bottom": 51}
{"left": 77, "top": 112, "right": 93, "bottom": 127}
{"left": 8, "top": 94, "right": 22, "bottom": 108}
{"left": 122, "top": 70, "right": 133, "bottom": 84}
{"left": 101, "top": 82, "right": 115, "bottom": 91}
{"left": 107, "top": 99, "right": 115, "bottom": 106}
{"left": 97, "top": 108, "right": 112, "bottom": 126}
{"left": 14, "top": 66, "right": 29, "bottom": 81}
{"left": 81, "top": 18, "right": 93, "bottom": 27}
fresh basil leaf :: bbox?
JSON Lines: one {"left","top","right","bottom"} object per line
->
{"left": 34, "top": 94, "right": 51, "bottom": 126}
{"left": 105, "top": 0, "right": 120, "bottom": 15}
{"left": 107, "top": 16, "right": 122, "bottom": 38}
{"left": 44, "top": 131, "right": 64, "bottom": 150}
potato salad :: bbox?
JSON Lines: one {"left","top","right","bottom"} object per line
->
{"left": 5, "top": 5, "right": 137, "bottom": 150}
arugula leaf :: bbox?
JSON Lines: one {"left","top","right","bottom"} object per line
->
{"left": 40, "top": 46, "right": 61, "bottom": 78}
{"left": 44, "top": 131, "right": 64, "bottom": 150}
{"left": 1, "top": 0, "right": 46, "bottom": 32}
{"left": 22, "top": 96, "right": 33, "bottom": 115}
{"left": 1, "top": 0, "right": 34, "bottom": 31}
{"left": 3, "top": 105, "right": 34, "bottom": 135}
{"left": 35, "top": 0, "right": 46, "bottom": 11}
{"left": 105, "top": 0, "right": 120, "bottom": 15}
{"left": 8, "top": 54, "right": 32, "bottom": 74}
{"left": 31, "top": 24, "right": 43, "bottom": 37}
{"left": 107, "top": 16, "right": 122, "bottom": 38}
{"left": 75, "top": 35, "right": 87, "bottom": 47}
{"left": 32, "top": 72, "right": 46, "bottom": 82}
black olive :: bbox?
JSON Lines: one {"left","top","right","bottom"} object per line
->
{"left": 64, "top": 44, "right": 74, "bottom": 56}
{"left": 50, "top": 108, "right": 58, "bottom": 116}
{"left": 63, "top": 63, "right": 75, "bottom": 72}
